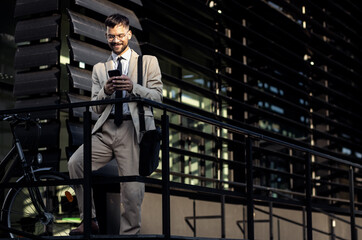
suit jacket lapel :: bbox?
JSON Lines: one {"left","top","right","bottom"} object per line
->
{"left": 128, "top": 50, "right": 140, "bottom": 129}
{"left": 105, "top": 57, "right": 113, "bottom": 79}
{"left": 128, "top": 49, "right": 139, "bottom": 83}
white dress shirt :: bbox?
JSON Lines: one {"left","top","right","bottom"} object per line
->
{"left": 111, "top": 48, "right": 131, "bottom": 115}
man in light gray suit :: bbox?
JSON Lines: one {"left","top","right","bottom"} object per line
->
{"left": 68, "top": 14, "right": 163, "bottom": 235}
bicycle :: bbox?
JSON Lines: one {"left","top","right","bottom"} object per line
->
{"left": 0, "top": 114, "right": 80, "bottom": 238}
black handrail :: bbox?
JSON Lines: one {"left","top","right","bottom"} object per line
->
{"left": 1, "top": 97, "right": 361, "bottom": 169}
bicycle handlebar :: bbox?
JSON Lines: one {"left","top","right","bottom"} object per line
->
{"left": 0, "top": 114, "right": 31, "bottom": 122}
{"left": 1, "top": 114, "right": 42, "bottom": 147}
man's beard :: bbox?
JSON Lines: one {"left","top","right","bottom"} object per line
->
{"left": 110, "top": 42, "right": 128, "bottom": 55}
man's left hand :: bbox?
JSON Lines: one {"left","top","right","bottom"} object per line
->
{"left": 112, "top": 75, "right": 133, "bottom": 93}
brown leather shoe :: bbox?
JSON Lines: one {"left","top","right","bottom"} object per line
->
{"left": 69, "top": 220, "right": 99, "bottom": 235}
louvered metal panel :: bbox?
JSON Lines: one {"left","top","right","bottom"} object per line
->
{"left": 13, "top": 68, "right": 59, "bottom": 97}
{"left": 15, "top": 121, "right": 60, "bottom": 149}
{"left": 67, "top": 10, "right": 105, "bottom": 43}
{"left": 67, "top": 93, "right": 99, "bottom": 121}
{"left": 66, "top": 120, "right": 84, "bottom": 147}
{"left": 67, "top": 10, "right": 141, "bottom": 55}
{"left": 15, "top": 15, "right": 60, "bottom": 43}
{"left": 15, "top": 96, "right": 58, "bottom": 120}
{"left": 67, "top": 65, "right": 92, "bottom": 92}
{"left": 126, "top": 37, "right": 141, "bottom": 55}
{"left": 67, "top": 10, "right": 142, "bottom": 55}
{"left": 67, "top": 38, "right": 109, "bottom": 66}
{"left": 129, "top": 0, "right": 143, "bottom": 6}
{"left": 75, "top": 0, "right": 142, "bottom": 30}
{"left": 14, "top": 41, "right": 60, "bottom": 70}
{"left": 14, "top": 0, "right": 58, "bottom": 18}
{"left": 12, "top": 0, "right": 62, "bottom": 175}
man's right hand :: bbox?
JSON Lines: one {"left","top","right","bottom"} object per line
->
{"left": 104, "top": 77, "right": 115, "bottom": 95}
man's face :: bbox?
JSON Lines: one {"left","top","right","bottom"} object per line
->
{"left": 106, "top": 24, "right": 132, "bottom": 55}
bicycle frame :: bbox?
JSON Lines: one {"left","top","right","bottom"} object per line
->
{"left": 0, "top": 145, "right": 18, "bottom": 185}
{"left": 1, "top": 117, "right": 51, "bottom": 225}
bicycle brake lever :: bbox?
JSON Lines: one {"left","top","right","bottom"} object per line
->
{"left": 1, "top": 115, "right": 12, "bottom": 121}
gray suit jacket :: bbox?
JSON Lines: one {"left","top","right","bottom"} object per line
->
{"left": 90, "top": 49, "right": 163, "bottom": 143}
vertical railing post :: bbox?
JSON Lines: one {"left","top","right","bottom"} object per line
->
{"left": 220, "top": 150, "right": 225, "bottom": 239}
{"left": 305, "top": 153, "right": 313, "bottom": 240}
{"left": 349, "top": 166, "right": 357, "bottom": 240}
{"left": 83, "top": 106, "right": 92, "bottom": 238}
{"left": 302, "top": 207, "right": 306, "bottom": 240}
{"left": 269, "top": 199, "right": 273, "bottom": 240}
{"left": 277, "top": 219, "right": 280, "bottom": 240}
{"left": 330, "top": 218, "right": 335, "bottom": 240}
{"left": 221, "top": 194, "right": 225, "bottom": 238}
{"left": 243, "top": 206, "right": 246, "bottom": 239}
{"left": 193, "top": 200, "right": 196, "bottom": 237}
{"left": 161, "top": 112, "right": 170, "bottom": 238}
{"left": 246, "top": 136, "right": 254, "bottom": 240}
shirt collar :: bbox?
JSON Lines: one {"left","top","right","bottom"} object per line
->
{"left": 111, "top": 48, "right": 131, "bottom": 62}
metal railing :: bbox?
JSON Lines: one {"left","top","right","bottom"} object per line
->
{"left": 1, "top": 96, "right": 362, "bottom": 240}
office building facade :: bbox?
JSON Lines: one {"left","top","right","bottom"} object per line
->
{"left": 1, "top": 0, "right": 362, "bottom": 239}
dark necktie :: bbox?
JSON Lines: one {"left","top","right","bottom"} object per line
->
{"left": 114, "top": 57, "right": 123, "bottom": 126}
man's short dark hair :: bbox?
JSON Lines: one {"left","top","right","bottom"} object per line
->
{"left": 105, "top": 14, "right": 129, "bottom": 28}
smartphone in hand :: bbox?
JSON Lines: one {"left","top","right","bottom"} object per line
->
{"left": 108, "top": 69, "right": 121, "bottom": 77}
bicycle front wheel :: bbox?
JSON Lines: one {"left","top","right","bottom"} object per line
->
{"left": 2, "top": 171, "right": 81, "bottom": 237}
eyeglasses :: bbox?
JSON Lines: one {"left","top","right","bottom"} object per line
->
{"left": 106, "top": 31, "right": 129, "bottom": 41}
